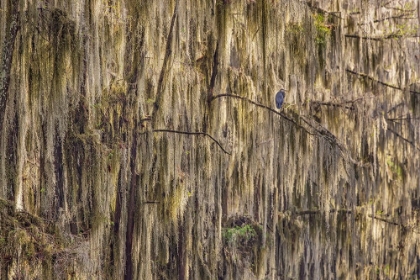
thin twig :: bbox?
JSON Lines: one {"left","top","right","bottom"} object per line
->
{"left": 345, "top": 34, "right": 420, "bottom": 41}
{"left": 153, "top": 129, "right": 231, "bottom": 155}
{"left": 295, "top": 209, "right": 353, "bottom": 215}
{"left": 374, "top": 14, "right": 416, "bottom": 23}
{"left": 388, "top": 117, "right": 420, "bottom": 121}
{"left": 346, "top": 69, "right": 420, "bottom": 95}
{"left": 310, "top": 100, "right": 354, "bottom": 110}
{"left": 368, "top": 214, "right": 400, "bottom": 226}
{"left": 387, "top": 128, "right": 420, "bottom": 151}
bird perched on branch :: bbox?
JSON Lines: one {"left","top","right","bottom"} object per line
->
{"left": 275, "top": 89, "right": 286, "bottom": 109}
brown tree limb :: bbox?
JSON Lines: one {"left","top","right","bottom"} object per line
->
{"left": 0, "top": 1, "right": 20, "bottom": 131}
{"left": 345, "top": 33, "right": 420, "bottom": 41}
{"left": 374, "top": 14, "right": 416, "bottom": 23}
{"left": 346, "top": 69, "right": 420, "bottom": 95}
{"left": 387, "top": 127, "right": 420, "bottom": 151}
{"left": 144, "top": 201, "right": 160, "bottom": 204}
{"left": 295, "top": 209, "right": 353, "bottom": 215}
{"left": 368, "top": 214, "right": 400, "bottom": 226}
{"left": 388, "top": 116, "right": 420, "bottom": 121}
{"left": 153, "top": 129, "right": 231, "bottom": 155}
{"left": 310, "top": 100, "right": 355, "bottom": 110}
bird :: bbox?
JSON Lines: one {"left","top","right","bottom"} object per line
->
{"left": 275, "top": 89, "right": 286, "bottom": 109}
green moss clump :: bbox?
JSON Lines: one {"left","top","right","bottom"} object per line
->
{"left": 393, "top": 23, "right": 417, "bottom": 38}
{"left": 223, "top": 224, "right": 257, "bottom": 245}
{"left": 386, "top": 157, "right": 405, "bottom": 181}
{"left": 287, "top": 22, "right": 304, "bottom": 37}
{"left": 314, "top": 13, "right": 331, "bottom": 46}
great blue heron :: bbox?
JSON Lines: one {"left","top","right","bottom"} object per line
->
{"left": 275, "top": 89, "right": 286, "bottom": 109}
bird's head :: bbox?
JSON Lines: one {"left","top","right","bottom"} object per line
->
{"left": 280, "top": 89, "right": 286, "bottom": 96}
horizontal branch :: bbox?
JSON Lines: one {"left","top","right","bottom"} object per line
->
{"left": 388, "top": 116, "right": 420, "bottom": 121}
{"left": 343, "top": 97, "right": 364, "bottom": 104}
{"left": 153, "top": 129, "right": 231, "bottom": 155}
{"left": 310, "top": 98, "right": 365, "bottom": 112}
{"left": 282, "top": 210, "right": 417, "bottom": 232}
{"left": 295, "top": 209, "right": 353, "bottom": 215}
{"left": 345, "top": 33, "right": 420, "bottom": 41}
{"left": 345, "top": 34, "right": 386, "bottom": 41}
{"left": 143, "top": 201, "right": 160, "bottom": 204}
{"left": 373, "top": 15, "right": 416, "bottom": 23}
{"left": 310, "top": 100, "right": 355, "bottom": 110}
{"left": 368, "top": 214, "right": 400, "bottom": 226}
{"left": 389, "top": 7, "right": 416, "bottom": 12}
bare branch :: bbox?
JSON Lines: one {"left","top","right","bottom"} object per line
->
{"left": 368, "top": 214, "right": 400, "bottom": 226}
{"left": 388, "top": 117, "right": 420, "bottom": 121}
{"left": 295, "top": 209, "right": 353, "bottom": 215}
{"left": 153, "top": 129, "right": 231, "bottom": 155}
{"left": 387, "top": 128, "right": 420, "bottom": 151}
{"left": 345, "top": 34, "right": 420, "bottom": 41}
{"left": 346, "top": 69, "right": 420, "bottom": 95}
{"left": 374, "top": 14, "right": 416, "bottom": 23}
{"left": 310, "top": 100, "right": 355, "bottom": 110}
{"left": 281, "top": 210, "right": 417, "bottom": 233}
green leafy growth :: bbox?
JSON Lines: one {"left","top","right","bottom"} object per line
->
{"left": 223, "top": 224, "right": 257, "bottom": 245}
{"left": 287, "top": 22, "right": 304, "bottom": 37}
{"left": 314, "top": 13, "right": 331, "bottom": 46}
{"left": 386, "top": 157, "right": 404, "bottom": 180}
{"left": 393, "top": 23, "right": 417, "bottom": 37}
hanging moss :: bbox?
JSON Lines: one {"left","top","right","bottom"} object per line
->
{"left": 1, "top": 0, "right": 420, "bottom": 279}
{"left": 285, "top": 22, "right": 306, "bottom": 67}
{"left": 0, "top": 201, "right": 73, "bottom": 278}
